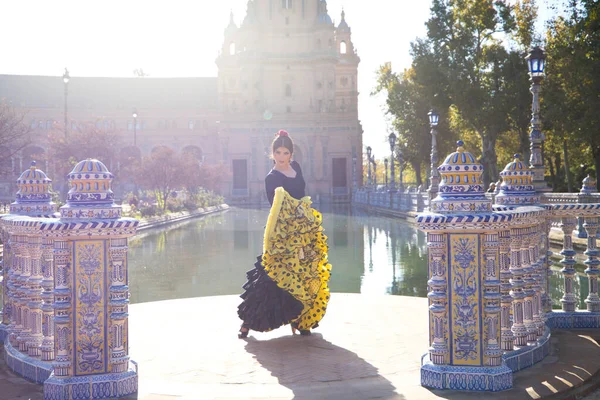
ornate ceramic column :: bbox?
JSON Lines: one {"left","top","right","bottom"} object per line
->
{"left": 559, "top": 218, "right": 578, "bottom": 312}
{"left": 499, "top": 229, "right": 514, "bottom": 351}
{"left": 26, "top": 235, "right": 43, "bottom": 357}
{"left": 509, "top": 227, "right": 528, "bottom": 347}
{"left": 494, "top": 154, "right": 544, "bottom": 344}
{"left": 418, "top": 141, "right": 511, "bottom": 391}
{"left": 41, "top": 237, "right": 55, "bottom": 361}
{"left": 44, "top": 159, "right": 139, "bottom": 400}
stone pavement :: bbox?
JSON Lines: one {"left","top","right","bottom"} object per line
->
{"left": 3, "top": 294, "right": 600, "bottom": 399}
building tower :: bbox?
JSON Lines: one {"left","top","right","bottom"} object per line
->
{"left": 216, "top": 0, "right": 362, "bottom": 202}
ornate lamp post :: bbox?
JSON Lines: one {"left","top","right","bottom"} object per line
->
{"left": 371, "top": 155, "right": 377, "bottom": 187}
{"left": 366, "top": 146, "right": 372, "bottom": 187}
{"left": 62, "top": 68, "right": 70, "bottom": 138}
{"left": 352, "top": 153, "right": 357, "bottom": 188}
{"left": 526, "top": 46, "right": 548, "bottom": 192}
{"left": 388, "top": 132, "right": 397, "bottom": 192}
{"left": 132, "top": 109, "right": 138, "bottom": 147}
{"left": 398, "top": 145, "right": 405, "bottom": 193}
{"left": 427, "top": 109, "right": 440, "bottom": 202}
{"left": 384, "top": 158, "right": 389, "bottom": 188}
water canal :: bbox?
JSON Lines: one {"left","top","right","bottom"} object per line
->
{"left": 128, "top": 206, "right": 587, "bottom": 309}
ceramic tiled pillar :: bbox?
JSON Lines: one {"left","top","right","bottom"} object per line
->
{"left": 418, "top": 141, "right": 512, "bottom": 391}
{"left": 44, "top": 158, "right": 139, "bottom": 400}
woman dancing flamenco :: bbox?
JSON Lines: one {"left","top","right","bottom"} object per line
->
{"left": 237, "top": 130, "right": 332, "bottom": 338}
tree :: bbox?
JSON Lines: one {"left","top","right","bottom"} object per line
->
{"left": 543, "top": 0, "right": 600, "bottom": 188}
{"left": 134, "top": 147, "right": 186, "bottom": 212}
{"left": 0, "top": 100, "right": 32, "bottom": 176}
{"left": 416, "top": 0, "right": 533, "bottom": 186}
{"left": 47, "top": 123, "right": 123, "bottom": 192}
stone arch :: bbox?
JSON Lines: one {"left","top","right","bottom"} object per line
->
{"left": 181, "top": 145, "right": 203, "bottom": 162}
{"left": 340, "top": 41, "right": 347, "bottom": 54}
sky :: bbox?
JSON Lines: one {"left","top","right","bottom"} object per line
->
{"left": 0, "top": 0, "right": 556, "bottom": 158}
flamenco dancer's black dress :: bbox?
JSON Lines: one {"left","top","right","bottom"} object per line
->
{"left": 237, "top": 161, "right": 332, "bottom": 332}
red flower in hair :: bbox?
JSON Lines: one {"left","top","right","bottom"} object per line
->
{"left": 277, "top": 130, "right": 289, "bottom": 137}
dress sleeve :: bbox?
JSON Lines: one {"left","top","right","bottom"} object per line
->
{"left": 292, "top": 161, "right": 306, "bottom": 197}
{"left": 265, "top": 173, "right": 279, "bottom": 206}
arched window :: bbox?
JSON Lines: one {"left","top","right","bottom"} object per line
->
{"left": 340, "top": 41, "right": 347, "bottom": 54}
{"left": 285, "top": 84, "right": 292, "bottom": 97}
{"left": 229, "top": 42, "right": 236, "bottom": 55}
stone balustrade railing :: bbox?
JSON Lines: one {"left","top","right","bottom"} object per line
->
{"left": 0, "top": 160, "right": 139, "bottom": 400}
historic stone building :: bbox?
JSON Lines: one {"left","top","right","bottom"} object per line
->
{"left": 0, "top": 0, "right": 361, "bottom": 203}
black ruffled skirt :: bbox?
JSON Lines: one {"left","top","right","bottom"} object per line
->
{"left": 237, "top": 255, "right": 304, "bottom": 332}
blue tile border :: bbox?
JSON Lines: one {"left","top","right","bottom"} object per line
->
{"left": 44, "top": 366, "right": 138, "bottom": 400}
{"left": 3, "top": 336, "right": 52, "bottom": 384}
{"left": 2, "top": 323, "right": 138, "bottom": 399}
{"left": 502, "top": 327, "right": 551, "bottom": 372}
{"left": 421, "top": 361, "right": 513, "bottom": 391}
{"left": 546, "top": 311, "right": 600, "bottom": 329}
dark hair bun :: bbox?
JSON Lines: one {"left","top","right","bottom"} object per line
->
{"left": 277, "top": 130, "right": 289, "bottom": 137}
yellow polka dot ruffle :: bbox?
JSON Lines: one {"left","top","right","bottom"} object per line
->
{"left": 262, "top": 187, "right": 332, "bottom": 330}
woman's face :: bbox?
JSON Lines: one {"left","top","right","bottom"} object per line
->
{"left": 273, "top": 146, "right": 292, "bottom": 167}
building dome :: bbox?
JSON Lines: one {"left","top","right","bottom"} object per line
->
{"left": 430, "top": 141, "right": 491, "bottom": 213}
{"left": 11, "top": 161, "right": 57, "bottom": 217}
{"left": 495, "top": 154, "right": 538, "bottom": 206}
{"left": 60, "top": 158, "right": 121, "bottom": 219}
{"left": 317, "top": 0, "right": 332, "bottom": 24}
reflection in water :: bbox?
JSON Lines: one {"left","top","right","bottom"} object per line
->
{"left": 127, "top": 207, "right": 585, "bottom": 309}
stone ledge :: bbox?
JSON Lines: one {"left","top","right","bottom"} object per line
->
{"left": 136, "top": 204, "right": 229, "bottom": 231}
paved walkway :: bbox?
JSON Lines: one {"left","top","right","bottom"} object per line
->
{"left": 3, "top": 294, "right": 600, "bottom": 399}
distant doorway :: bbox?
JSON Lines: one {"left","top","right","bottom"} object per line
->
{"left": 232, "top": 159, "right": 248, "bottom": 195}
{"left": 332, "top": 157, "right": 348, "bottom": 194}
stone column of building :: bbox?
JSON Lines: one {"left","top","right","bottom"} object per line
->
{"left": 499, "top": 228, "right": 514, "bottom": 351}
{"left": 418, "top": 141, "right": 512, "bottom": 391}
{"left": 44, "top": 158, "right": 139, "bottom": 400}
{"left": 41, "top": 237, "right": 55, "bottom": 361}
{"left": 26, "top": 235, "right": 44, "bottom": 357}
{"left": 559, "top": 218, "right": 578, "bottom": 312}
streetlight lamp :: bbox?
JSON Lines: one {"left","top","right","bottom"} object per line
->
{"left": 384, "top": 158, "right": 388, "bottom": 188}
{"left": 352, "top": 153, "right": 357, "bottom": 188}
{"left": 398, "top": 145, "right": 405, "bottom": 193}
{"left": 366, "top": 146, "right": 372, "bottom": 187}
{"left": 388, "top": 132, "right": 397, "bottom": 192}
{"left": 427, "top": 109, "right": 440, "bottom": 203}
{"left": 526, "top": 46, "right": 548, "bottom": 192}
{"left": 62, "top": 68, "right": 70, "bottom": 138}
{"left": 132, "top": 109, "right": 138, "bottom": 147}
{"left": 371, "top": 155, "right": 377, "bottom": 187}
